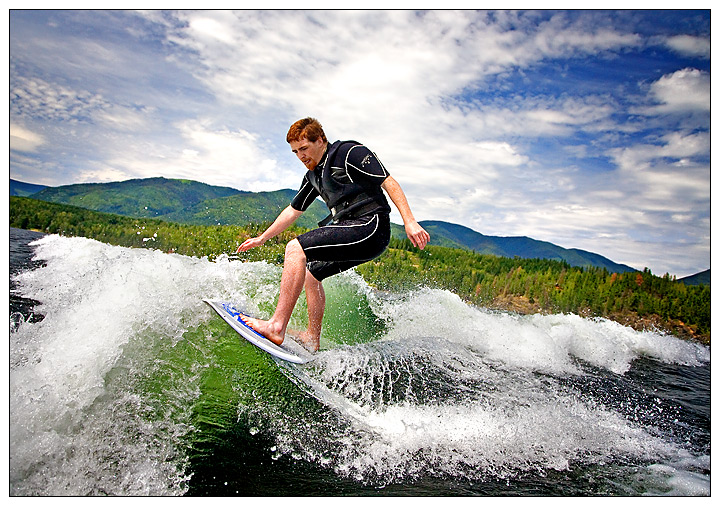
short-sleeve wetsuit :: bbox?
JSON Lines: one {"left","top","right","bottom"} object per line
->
{"left": 290, "top": 140, "right": 392, "bottom": 281}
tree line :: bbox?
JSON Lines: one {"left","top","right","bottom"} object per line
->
{"left": 357, "top": 238, "right": 709, "bottom": 339}
{"left": 10, "top": 196, "right": 710, "bottom": 342}
{"left": 10, "top": 196, "right": 292, "bottom": 263}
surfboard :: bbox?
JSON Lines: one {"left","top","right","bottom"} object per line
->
{"left": 203, "top": 299, "right": 314, "bottom": 364}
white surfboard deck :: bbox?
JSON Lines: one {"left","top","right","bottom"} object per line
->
{"left": 204, "top": 299, "right": 314, "bottom": 364}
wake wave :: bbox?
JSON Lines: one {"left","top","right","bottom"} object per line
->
{"left": 374, "top": 288, "right": 708, "bottom": 375}
{"left": 10, "top": 235, "right": 280, "bottom": 495}
{"left": 286, "top": 333, "right": 706, "bottom": 487}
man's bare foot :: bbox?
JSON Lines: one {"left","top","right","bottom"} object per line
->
{"left": 239, "top": 314, "right": 285, "bottom": 346}
{"left": 295, "top": 331, "right": 320, "bottom": 353}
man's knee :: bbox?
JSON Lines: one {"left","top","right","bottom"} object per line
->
{"left": 285, "top": 238, "right": 306, "bottom": 261}
{"left": 304, "top": 269, "right": 322, "bottom": 288}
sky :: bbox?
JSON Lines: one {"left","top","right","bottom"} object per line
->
{"left": 8, "top": 9, "right": 711, "bottom": 278}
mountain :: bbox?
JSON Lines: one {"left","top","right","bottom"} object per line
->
{"left": 677, "top": 269, "right": 710, "bottom": 286}
{"left": 160, "top": 188, "right": 328, "bottom": 229}
{"left": 15, "top": 177, "right": 634, "bottom": 272}
{"left": 10, "top": 179, "right": 47, "bottom": 197}
{"left": 30, "top": 177, "right": 242, "bottom": 218}
{"left": 17, "top": 176, "right": 328, "bottom": 229}
{"left": 396, "top": 220, "right": 636, "bottom": 273}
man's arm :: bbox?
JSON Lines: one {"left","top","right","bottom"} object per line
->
{"left": 381, "top": 176, "right": 430, "bottom": 250}
{"left": 236, "top": 205, "right": 303, "bottom": 252}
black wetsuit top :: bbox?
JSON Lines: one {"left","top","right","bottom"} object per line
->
{"left": 290, "top": 141, "right": 392, "bottom": 220}
{"left": 291, "top": 141, "right": 393, "bottom": 281}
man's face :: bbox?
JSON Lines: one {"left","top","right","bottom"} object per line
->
{"left": 290, "top": 137, "right": 326, "bottom": 171}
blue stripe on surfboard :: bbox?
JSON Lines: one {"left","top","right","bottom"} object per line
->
{"left": 219, "top": 301, "right": 266, "bottom": 339}
{"left": 203, "top": 299, "right": 311, "bottom": 364}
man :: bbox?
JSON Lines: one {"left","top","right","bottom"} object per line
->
{"left": 236, "top": 117, "right": 429, "bottom": 352}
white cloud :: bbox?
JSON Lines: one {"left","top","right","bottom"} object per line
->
{"left": 167, "top": 10, "right": 644, "bottom": 130}
{"left": 472, "top": 141, "right": 529, "bottom": 166}
{"left": 609, "top": 137, "right": 708, "bottom": 218}
{"left": 73, "top": 165, "right": 135, "bottom": 184}
{"left": 665, "top": 35, "right": 710, "bottom": 58}
{"left": 187, "top": 14, "right": 237, "bottom": 45}
{"left": 660, "top": 131, "right": 710, "bottom": 159}
{"left": 647, "top": 68, "right": 710, "bottom": 113}
{"left": 10, "top": 124, "right": 45, "bottom": 152}
{"left": 11, "top": 76, "right": 108, "bottom": 123}
{"left": 94, "top": 105, "right": 155, "bottom": 131}
{"left": 612, "top": 131, "right": 709, "bottom": 172}
{"left": 532, "top": 21, "right": 641, "bottom": 58}
{"left": 91, "top": 119, "right": 301, "bottom": 192}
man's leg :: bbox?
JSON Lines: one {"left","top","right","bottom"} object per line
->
{"left": 244, "top": 214, "right": 389, "bottom": 349}
{"left": 298, "top": 270, "right": 324, "bottom": 352}
{"left": 241, "top": 238, "right": 306, "bottom": 345}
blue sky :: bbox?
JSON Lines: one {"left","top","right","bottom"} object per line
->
{"left": 8, "top": 9, "right": 710, "bottom": 277}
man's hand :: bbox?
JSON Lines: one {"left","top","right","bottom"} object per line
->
{"left": 405, "top": 221, "right": 430, "bottom": 250}
{"left": 236, "top": 236, "right": 266, "bottom": 253}
{"left": 381, "top": 176, "right": 430, "bottom": 250}
{"left": 235, "top": 205, "right": 303, "bottom": 254}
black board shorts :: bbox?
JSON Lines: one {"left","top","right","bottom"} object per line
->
{"left": 297, "top": 213, "right": 391, "bottom": 281}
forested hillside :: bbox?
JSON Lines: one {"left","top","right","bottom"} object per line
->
{"left": 9, "top": 179, "right": 47, "bottom": 197}
{"left": 678, "top": 269, "right": 710, "bottom": 286}
{"left": 31, "top": 177, "right": 241, "bottom": 218}
{"left": 158, "top": 188, "right": 328, "bottom": 230}
{"left": 10, "top": 196, "right": 709, "bottom": 343}
{"left": 406, "top": 221, "right": 636, "bottom": 272}
{"left": 16, "top": 176, "right": 636, "bottom": 271}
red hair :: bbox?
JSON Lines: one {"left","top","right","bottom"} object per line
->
{"left": 286, "top": 117, "right": 327, "bottom": 144}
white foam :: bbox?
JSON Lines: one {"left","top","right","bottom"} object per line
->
{"left": 291, "top": 286, "right": 709, "bottom": 489}
{"left": 10, "top": 235, "right": 280, "bottom": 495}
{"left": 377, "top": 287, "right": 709, "bottom": 375}
{"left": 300, "top": 339, "right": 698, "bottom": 486}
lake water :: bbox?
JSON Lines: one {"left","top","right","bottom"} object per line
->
{"left": 9, "top": 228, "right": 710, "bottom": 496}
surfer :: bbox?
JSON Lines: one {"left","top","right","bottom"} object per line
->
{"left": 236, "top": 117, "right": 429, "bottom": 352}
